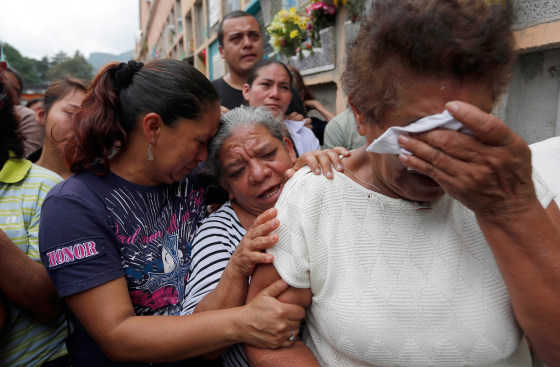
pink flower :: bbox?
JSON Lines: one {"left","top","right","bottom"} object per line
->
{"left": 324, "top": 4, "right": 336, "bottom": 14}
{"left": 307, "top": 22, "right": 313, "bottom": 30}
{"left": 310, "top": 2, "right": 324, "bottom": 11}
{"left": 280, "top": 38, "right": 286, "bottom": 46}
{"left": 305, "top": 42, "right": 312, "bottom": 50}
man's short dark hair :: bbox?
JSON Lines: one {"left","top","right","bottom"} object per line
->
{"left": 218, "top": 10, "right": 258, "bottom": 47}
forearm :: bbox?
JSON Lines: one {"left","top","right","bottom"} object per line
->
{"left": 98, "top": 308, "right": 247, "bottom": 362}
{"left": 0, "top": 235, "right": 63, "bottom": 323}
{"left": 244, "top": 341, "right": 320, "bottom": 367}
{"left": 476, "top": 201, "right": 560, "bottom": 364}
{"left": 194, "top": 265, "right": 249, "bottom": 314}
{"left": 313, "top": 104, "right": 335, "bottom": 122}
{"left": 193, "top": 267, "right": 249, "bottom": 359}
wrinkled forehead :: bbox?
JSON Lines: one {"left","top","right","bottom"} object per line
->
{"left": 221, "top": 125, "right": 274, "bottom": 155}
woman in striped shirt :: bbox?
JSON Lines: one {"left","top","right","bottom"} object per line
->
{"left": 183, "top": 106, "right": 320, "bottom": 367}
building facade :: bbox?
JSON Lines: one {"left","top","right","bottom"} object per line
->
{"left": 136, "top": 0, "right": 560, "bottom": 142}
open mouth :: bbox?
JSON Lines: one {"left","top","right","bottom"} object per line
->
{"left": 259, "top": 183, "right": 282, "bottom": 199}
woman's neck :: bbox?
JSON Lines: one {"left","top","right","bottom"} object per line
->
{"left": 35, "top": 142, "right": 72, "bottom": 179}
{"left": 110, "top": 147, "right": 157, "bottom": 186}
{"left": 342, "top": 147, "right": 398, "bottom": 198}
{"left": 230, "top": 200, "right": 258, "bottom": 230}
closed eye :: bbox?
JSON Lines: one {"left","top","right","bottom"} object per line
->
{"left": 230, "top": 167, "right": 245, "bottom": 178}
{"left": 262, "top": 148, "right": 278, "bottom": 159}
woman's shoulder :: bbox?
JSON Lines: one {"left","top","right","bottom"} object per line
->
{"left": 192, "top": 201, "right": 244, "bottom": 252}
{"left": 198, "top": 201, "right": 241, "bottom": 232}
{"left": 43, "top": 169, "right": 121, "bottom": 214}
{"left": 13, "top": 164, "right": 63, "bottom": 200}
{"left": 46, "top": 169, "right": 99, "bottom": 197}
{"left": 284, "top": 167, "right": 347, "bottom": 190}
{"left": 27, "top": 164, "right": 63, "bottom": 186}
{"left": 277, "top": 167, "right": 346, "bottom": 207}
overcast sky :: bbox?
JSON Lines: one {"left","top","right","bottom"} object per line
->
{"left": 0, "top": 0, "right": 139, "bottom": 60}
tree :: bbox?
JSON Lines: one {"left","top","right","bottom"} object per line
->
{"left": 33, "top": 57, "right": 51, "bottom": 80}
{"left": 51, "top": 51, "right": 70, "bottom": 66}
{"left": 2, "top": 43, "right": 41, "bottom": 84}
{"left": 46, "top": 51, "right": 93, "bottom": 81}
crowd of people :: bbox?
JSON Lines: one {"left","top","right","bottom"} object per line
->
{"left": 1, "top": 0, "right": 560, "bottom": 366}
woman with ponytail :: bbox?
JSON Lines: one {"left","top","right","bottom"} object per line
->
{"left": 37, "top": 59, "right": 309, "bottom": 366}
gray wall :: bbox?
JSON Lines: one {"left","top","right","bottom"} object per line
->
{"left": 495, "top": 2, "right": 560, "bottom": 144}
{"left": 511, "top": 0, "right": 560, "bottom": 28}
{"left": 498, "top": 52, "right": 560, "bottom": 145}
{"left": 307, "top": 82, "right": 338, "bottom": 121}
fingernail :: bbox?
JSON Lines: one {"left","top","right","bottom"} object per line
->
{"left": 446, "top": 101, "right": 458, "bottom": 113}
{"left": 336, "top": 164, "right": 344, "bottom": 171}
{"left": 399, "top": 153, "right": 409, "bottom": 162}
{"left": 398, "top": 134, "right": 409, "bottom": 144}
{"left": 326, "top": 171, "right": 333, "bottom": 178}
{"left": 314, "top": 168, "right": 321, "bottom": 174}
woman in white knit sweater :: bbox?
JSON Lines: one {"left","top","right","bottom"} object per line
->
{"left": 244, "top": 1, "right": 560, "bottom": 366}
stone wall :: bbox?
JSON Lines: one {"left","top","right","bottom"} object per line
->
{"left": 499, "top": 49, "right": 560, "bottom": 144}
{"left": 498, "top": 2, "right": 560, "bottom": 143}
{"left": 512, "top": 0, "right": 560, "bottom": 28}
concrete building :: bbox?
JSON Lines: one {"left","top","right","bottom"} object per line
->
{"left": 135, "top": 0, "right": 560, "bottom": 143}
{"left": 134, "top": 0, "right": 349, "bottom": 120}
{"left": 498, "top": 1, "right": 560, "bottom": 143}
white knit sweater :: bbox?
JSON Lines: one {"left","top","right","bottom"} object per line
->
{"left": 269, "top": 168, "right": 552, "bottom": 367}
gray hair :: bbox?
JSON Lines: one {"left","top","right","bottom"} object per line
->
{"left": 205, "top": 105, "right": 291, "bottom": 181}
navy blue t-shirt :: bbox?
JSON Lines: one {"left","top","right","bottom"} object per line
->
{"left": 39, "top": 168, "right": 211, "bottom": 366}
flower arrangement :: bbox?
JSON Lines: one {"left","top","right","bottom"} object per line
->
{"left": 306, "top": 1, "right": 337, "bottom": 48}
{"left": 266, "top": 7, "right": 310, "bottom": 59}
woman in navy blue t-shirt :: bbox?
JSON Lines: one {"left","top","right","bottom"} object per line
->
{"left": 38, "top": 59, "right": 311, "bottom": 366}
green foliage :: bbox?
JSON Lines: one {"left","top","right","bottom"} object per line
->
{"left": 3, "top": 43, "right": 41, "bottom": 84}
{"left": 1, "top": 45, "right": 94, "bottom": 84}
{"left": 34, "top": 57, "right": 51, "bottom": 80}
{"left": 46, "top": 51, "right": 93, "bottom": 81}
{"left": 51, "top": 51, "right": 70, "bottom": 65}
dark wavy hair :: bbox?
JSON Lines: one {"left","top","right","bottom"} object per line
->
{"left": 0, "top": 72, "right": 25, "bottom": 167}
{"left": 342, "top": 0, "right": 516, "bottom": 124}
{"left": 65, "top": 59, "right": 219, "bottom": 173}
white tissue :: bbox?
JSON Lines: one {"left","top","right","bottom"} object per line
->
{"left": 366, "top": 110, "right": 472, "bottom": 155}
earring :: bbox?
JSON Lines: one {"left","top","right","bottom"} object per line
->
{"left": 147, "top": 143, "right": 154, "bottom": 161}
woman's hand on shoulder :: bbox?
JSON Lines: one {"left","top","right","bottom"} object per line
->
{"left": 287, "top": 147, "right": 350, "bottom": 180}
{"left": 227, "top": 208, "right": 279, "bottom": 280}
{"left": 397, "top": 101, "right": 536, "bottom": 216}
